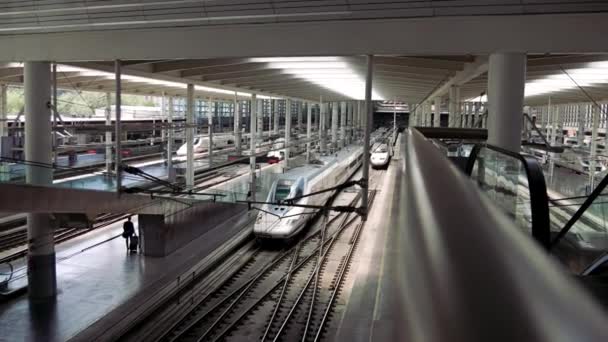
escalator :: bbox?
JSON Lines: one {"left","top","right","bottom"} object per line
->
{"left": 460, "top": 136, "right": 608, "bottom": 310}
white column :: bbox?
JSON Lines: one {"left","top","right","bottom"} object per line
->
{"left": 114, "top": 61, "right": 123, "bottom": 193}
{"left": 340, "top": 101, "right": 346, "bottom": 148}
{"left": 424, "top": 102, "right": 432, "bottom": 127}
{"left": 105, "top": 92, "right": 112, "bottom": 174}
{"left": 448, "top": 86, "right": 461, "bottom": 128}
{"left": 487, "top": 52, "right": 526, "bottom": 152}
{"left": 234, "top": 93, "right": 241, "bottom": 154}
{"left": 306, "top": 102, "right": 312, "bottom": 162}
{"left": 331, "top": 102, "right": 339, "bottom": 151}
{"left": 408, "top": 103, "right": 416, "bottom": 127}
{"left": 273, "top": 99, "right": 279, "bottom": 135}
{"left": 297, "top": 101, "right": 303, "bottom": 134}
{"left": 434, "top": 98, "right": 441, "bottom": 127}
{"left": 0, "top": 84, "right": 6, "bottom": 138}
{"left": 416, "top": 105, "right": 423, "bottom": 127}
{"left": 250, "top": 94, "right": 257, "bottom": 200}
{"left": 257, "top": 98, "right": 264, "bottom": 140}
{"left": 167, "top": 96, "right": 174, "bottom": 177}
{"left": 348, "top": 101, "right": 354, "bottom": 143}
{"left": 208, "top": 100, "right": 214, "bottom": 167}
{"left": 577, "top": 104, "right": 585, "bottom": 146}
{"left": 320, "top": 101, "right": 326, "bottom": 154}
{"left": 362, "top": 55, "right": 373, "bottom": 218}
{"left": 186, "top": 84, "right": 195, "bottom": 188}
{"left": 589, "top": 104, "right": 600, "bottom": 190}
{"left": 285, "top": 99, "right": 292, "bottom": 169}
{"left": 25, "top": 62, "right": 56, "bottom": 299}
{"left": 0, "top": 84, "right": 6, "bottom": 182}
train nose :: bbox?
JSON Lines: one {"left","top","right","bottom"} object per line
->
{"left": 254, "top": 214, "right": 292, "bottom": 239}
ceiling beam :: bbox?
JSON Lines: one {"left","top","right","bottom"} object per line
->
{"left": 424, "top": 56, "right": 489, "bottom": 102}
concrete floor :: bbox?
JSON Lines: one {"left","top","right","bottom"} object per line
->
{"left": 334, "top": 157, "right": 407, "bottom": 341}
{"left": 0, "top": 210, "right": 252, "bottom": 342}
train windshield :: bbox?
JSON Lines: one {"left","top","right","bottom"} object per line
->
{"left": 194, "top": 137, "right": 201, "bottom": 145}
{"left": 274, "top": 180, "right": 294, "bottom": 202}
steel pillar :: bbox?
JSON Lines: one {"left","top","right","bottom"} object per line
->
{"left": 285, "top": 99, "right": 292, "bottom": 170}
{"left": 234, "top": 93, "right": 241, "bottom": 154}
{"left": 0, "top": 84, "right": 6, "bottom": 138}
{"left": 433, "top": 97, "right": 441, "bottom": 127}
{"left": 25, "top": 61, "right": 56, "bottom": 299}
{"left": 589, "top": 104, "right": 600, "bottom": 190}
{"left": 186, "top": 84, "right": 195, "bottom": 188}
{"left": 340, "top": 101, "right": 347, "bottom": 148}
{"left": 105, "top": 92, "right": 112, "bottom": 174}
{"left": 167, "top": 96, "right": 174, "bottom": 179}
{"left": 448, "top": 86, "right": 461, "bottom": 128}
{"left": 487, "top": 52, "right": 526, "bottom": 152}
{"left": 331, "top": 102, "right": 338, "bottom": 151}
{"left": 306, "top": 102, "right": 312, "bottom": 162}
{"left": 114, "top": 60, "right": 122, "bottom": 193}
{"left": 257, "top": 99, "right": 263, "bottom": 140}
{"left": 250, "top": 94, "right": 257, "bottom": 201}
{"left": 362, "top": 55, "right": 373, "bottom": 220}
{"left": 209, "top": 101, "right": 214, "bottom": 168}
{"left": 297, "top": 101, "right": 303, "bottom": 134}
{"left": 577, "top": 104, "right": 585, "bottom": 146}
{"left": 273, "top": 99, "right": 279, "bottom": 135}
{"left": 320, "top": 102, "right": 327, "bottom": 154}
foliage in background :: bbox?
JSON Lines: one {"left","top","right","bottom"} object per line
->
{"left": 5, "top": 87, "right": 156, "bottom": 116}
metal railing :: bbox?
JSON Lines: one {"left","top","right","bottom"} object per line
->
{"left": 403, "top": 128, "right": 607, "bottom": 341}
{"left": 465, "top": 143, "right": 551, "bottom": 249}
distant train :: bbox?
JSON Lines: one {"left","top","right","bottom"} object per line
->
{"left": 266, "top": 138, "right": 286, "bottom": 164}
{"left": 253, "top": 147, "right": 364, "bottom": 240}
{"left": 176, "top": 134, "right": 239, "bottom": 156}
{"left": 370, "top": 144, "right": 390, "bottom": 169}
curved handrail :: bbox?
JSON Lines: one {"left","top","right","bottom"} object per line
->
{"left": 465, "top": 143, "right": 551, "bottom": 249}
{"left": 403, "top": 128, "right": 608, "bottom": 341}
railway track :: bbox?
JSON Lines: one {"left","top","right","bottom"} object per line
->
{"left": 122, "top": 165, "right": 379, "bottom": 342}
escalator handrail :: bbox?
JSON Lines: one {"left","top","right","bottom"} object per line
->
{"left": 405, "top": 128, "right": 608, "bottom": 341}
{"left": 465, "top": 143, "right": 551, "bottom": 249}
{"left": 550, "top": 173, "right": 608, "bottom": 249}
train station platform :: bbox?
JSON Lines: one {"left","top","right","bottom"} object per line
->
{"left": 0, "top": 209, "right": 254, "bottom": 342}
{"left": 333, "top": 151, "right": 405, "bottom": 341}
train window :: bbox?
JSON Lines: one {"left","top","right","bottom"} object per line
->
{"left": 228, "top": 140, "right": 234, "bottom": 144}
{"left": 194, "top": 138, "right": 201, "bottom": 145}
{"left": 274, "top": 180, "right": 294, "bottom": 202}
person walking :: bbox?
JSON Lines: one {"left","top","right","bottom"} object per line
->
{"left": 122, "top": 216, "right": 135, "bottom": 251}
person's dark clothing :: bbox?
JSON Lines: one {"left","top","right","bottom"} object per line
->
{"left": 123, "top": 220, "right": 135, "bottom": 250}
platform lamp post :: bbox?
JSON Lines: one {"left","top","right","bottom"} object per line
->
{"left": 361, "top": 55, "right": 373, "bottom": 220}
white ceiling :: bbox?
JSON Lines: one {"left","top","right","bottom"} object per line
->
{"left": 2, "top": 55, "right": 608, "bottom": 106}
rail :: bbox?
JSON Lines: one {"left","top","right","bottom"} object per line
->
{"left": 404, "top": 128, "right": 607, "bottom": 341}
{"left": 465, "top": 143, "right": 551, "bottom": 249}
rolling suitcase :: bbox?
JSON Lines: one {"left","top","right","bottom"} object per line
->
{"left": 129, "top": 235, "right": 139, "bottom": 253}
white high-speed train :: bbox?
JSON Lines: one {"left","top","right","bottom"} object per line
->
{"left": 176, "top": 134, "right": 239, "bottom": 156}
{"left": 254, "top": 147, "right": 364, "bottom": 240}
{"left": 371, "top": 143, "right": 390, "bottom": 169}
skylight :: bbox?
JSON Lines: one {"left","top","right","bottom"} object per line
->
{"left": 467, "top": 61, "right": 608, "bottom": 101}
{"left": 248, "top": 57, "right": 383, "bottom": 100}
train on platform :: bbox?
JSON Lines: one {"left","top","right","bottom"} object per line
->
{"left": 253, "top": 147, "right": 364, "bottom": 240}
